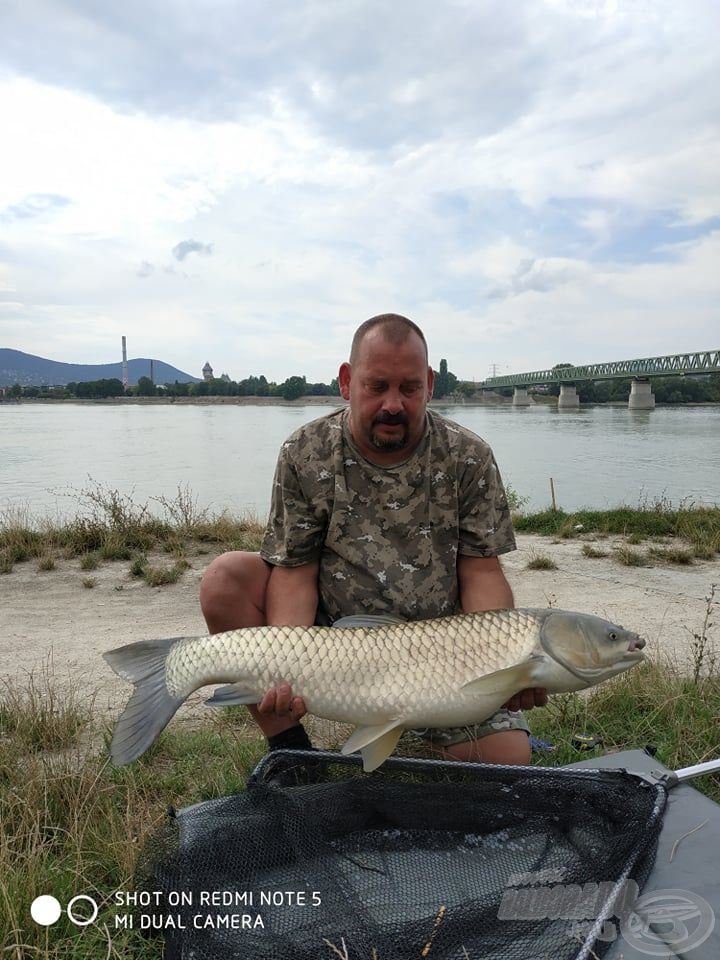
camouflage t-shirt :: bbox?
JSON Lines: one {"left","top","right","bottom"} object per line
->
{"left": 260, "top": 407, "right": 516, "bottom": 623}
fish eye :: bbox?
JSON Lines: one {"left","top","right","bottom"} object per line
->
{"left": 609, "top": 632, "right": 618, "bottom": 640}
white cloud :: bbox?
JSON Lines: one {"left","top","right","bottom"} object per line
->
{"left": 0, "top": 0, "right": 718, "bottom": 383}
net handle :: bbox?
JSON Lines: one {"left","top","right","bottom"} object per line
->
{"left": 674, "top": 758, "right": 720, "bottom": 783}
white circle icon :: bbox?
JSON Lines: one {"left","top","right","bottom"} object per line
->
{"left": 67, "top": 895, "right": 99, "bottom": 926}
{"left": 31, "top": 896, "right": 62, "bottom": 926}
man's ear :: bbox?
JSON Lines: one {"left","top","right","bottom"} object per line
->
{"left": 426, "top": 365, "right": 434, "bottom": 399}
{"left": 338, "top": 362, "right": 352, "bottom": 400}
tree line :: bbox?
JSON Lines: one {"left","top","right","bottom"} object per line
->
{"left": 3, "top": 359, "right": 464, "bottom": 400}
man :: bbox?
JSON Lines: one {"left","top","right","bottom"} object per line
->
{"left": 200, "top": 314, "right": 546, "bottom": 765}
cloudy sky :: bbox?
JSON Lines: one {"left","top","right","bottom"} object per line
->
{"left": 1, "top": 0, "right": 718, "bottom": 384}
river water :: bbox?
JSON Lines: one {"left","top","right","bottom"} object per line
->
{"left": 1, "top": 401, "right": 718, "bottom": 522}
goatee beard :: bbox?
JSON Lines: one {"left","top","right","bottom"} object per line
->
{"left": 369, "top": 413, "right": 409, "bottom": 452}
{"left": 370, "top": 430, "right": 409, "bottom": 452}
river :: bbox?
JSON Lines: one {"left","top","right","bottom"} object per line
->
{"left": 1, "top": 401, "right": 718, "bottom": 522}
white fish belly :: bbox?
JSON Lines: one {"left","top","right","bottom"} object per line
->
{"left": 164, "top": 611, "right": 545, "bottom": 728}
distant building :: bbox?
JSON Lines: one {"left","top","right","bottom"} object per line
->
{"left": 202, "top": 362, "right": 213, "bottom": 381}
{"left": 220, "top": 373, "right": 231, "bottom": 382}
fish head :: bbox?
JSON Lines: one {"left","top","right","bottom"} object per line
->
{"left": 540, "top": 611, "right": 645, "bottom": 684}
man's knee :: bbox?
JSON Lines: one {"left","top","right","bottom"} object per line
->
{"left": 442, "top": 730, "right": 531, "bottom": 765}
{"left": 200, "top": 551, "right": 270, "bottom": 630}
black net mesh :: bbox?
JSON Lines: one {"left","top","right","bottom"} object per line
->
{"left": 135, "top": 750, "right": 667, "bottom": 960}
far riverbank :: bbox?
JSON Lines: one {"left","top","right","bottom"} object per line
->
{"left": 3, "top": 394, "right": 720, "bottom": 407}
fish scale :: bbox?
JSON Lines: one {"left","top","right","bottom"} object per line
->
{"left": 164, "top": 611, "right": 547, "bottom": 722}
{"left": 104, "top": 607, "right": 645, "bottom": 770}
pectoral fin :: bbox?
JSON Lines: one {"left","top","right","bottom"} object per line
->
{"left": 460, "top": 659, "right": 542, "bottom": 699}
{"left": 341, "top": 721, "right": 404, "bottom": 772}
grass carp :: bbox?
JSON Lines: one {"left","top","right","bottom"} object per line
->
{"left": 103, "top": 608, "right": 645, "bottom": 771}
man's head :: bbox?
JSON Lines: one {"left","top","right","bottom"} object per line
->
{"left": 339, "top": 314, "right": 434, "bottom": 464}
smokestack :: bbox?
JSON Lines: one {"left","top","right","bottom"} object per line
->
{"left": 121, "top": 336, "right": 128, "bottom": 389}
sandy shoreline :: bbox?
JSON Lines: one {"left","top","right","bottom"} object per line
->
{"left": 2, "top": 534, "right": 717, "bottom": 729}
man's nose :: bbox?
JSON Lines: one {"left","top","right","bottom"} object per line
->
{"left": 382, "top": 388, "right": 404, "bottom": 414}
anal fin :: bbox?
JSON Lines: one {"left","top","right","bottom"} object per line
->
{"left": 341, "top": 720, "right": 404, "bottom": 772}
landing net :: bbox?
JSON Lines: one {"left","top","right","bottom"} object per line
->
{"left": 135, "top": 749, "right": 666, "bottom": 960}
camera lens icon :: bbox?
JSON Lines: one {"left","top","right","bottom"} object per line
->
{"left": 31, "top": 894, "right": 99, "bottom": 927}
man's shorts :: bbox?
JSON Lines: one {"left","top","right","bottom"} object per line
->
{"left": 404, "top": 708, "right": 530, "bottom": 748}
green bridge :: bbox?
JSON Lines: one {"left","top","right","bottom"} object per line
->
{"left": 484, "top": 349, "right": 720, "bottom": 388}
{"left": 483, "top": 349, "right": 720, "bottom": 410}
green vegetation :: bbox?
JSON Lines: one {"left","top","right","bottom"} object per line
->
{"left": 0, "top": 671, "right": 266, "bottom": 958}
{"left": 433, "top": 359, "right": 459, "bottom": 399}
{"left": 581, "top": 544, "right": 609, "bottom": 559}
{"left": 0, "top": 481, "right": 265, "bottom": 579}
{"left": 513, "top": 503, "right": 720, "bottom": 559}
{"left": 530, "top": 662, "right": 720, "bottom": 779}
{"left": 613, "top": 546, "right": 651, "bottom": 567}
{"left": 525, "top": 552, "right": 558, "bottom": 570}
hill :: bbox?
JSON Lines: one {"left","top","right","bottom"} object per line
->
{"left": 0, "top": 349, "right": 200, "bottom": 387}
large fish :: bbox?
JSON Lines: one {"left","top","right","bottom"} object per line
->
{"left": 103, "top": 609, "right": 645, "bottom": 771}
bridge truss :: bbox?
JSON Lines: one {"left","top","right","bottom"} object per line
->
{"left": 484, "top": 350, "right": 720, "bottom": 388}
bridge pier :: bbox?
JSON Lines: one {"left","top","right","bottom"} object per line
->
{"left": 628, "top": 379, "right": 655, "bottom": 410}
{"left": 512, "top": 387, "right": 531, "bottom": 406}
{"left": 557, "top": 384, "right": 579, "bottom": 409}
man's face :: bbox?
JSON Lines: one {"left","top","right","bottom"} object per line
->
{"left": 338, "top": 329, "right": 434, "bottom": 464}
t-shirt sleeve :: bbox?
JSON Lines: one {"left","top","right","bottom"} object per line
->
{"left": 456, "top": 448, "right": 517, "bottom": 557}
{"left": 260, "top": 443, "right": 327, "bottom": 566}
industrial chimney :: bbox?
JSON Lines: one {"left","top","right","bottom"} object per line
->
{"left": 121, "top": 336, "right": 129, "bottom": 389}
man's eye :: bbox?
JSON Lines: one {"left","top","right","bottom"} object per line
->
{"left": 368, "top": 383, "right": 386, "bottom": 394}
{"left": 401, "top": 384, "right": 421, "bottom": 396}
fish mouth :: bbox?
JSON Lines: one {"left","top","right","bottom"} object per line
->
{"left": 623, "top": 635, "right": 646, "bottom": 660}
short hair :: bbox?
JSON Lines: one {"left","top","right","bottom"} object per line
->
{"left": 349, "top": 314, "right": 428, "bottom": 364}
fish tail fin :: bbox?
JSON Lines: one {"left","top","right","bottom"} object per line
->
{"left": 103, "top": 637, "right": 187, "bottom": 765}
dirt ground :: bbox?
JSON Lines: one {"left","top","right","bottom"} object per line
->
{"left": 1, "top": 535, "right": 718, "bottom": 729}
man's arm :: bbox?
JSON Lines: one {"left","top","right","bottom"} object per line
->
{"left": 457, "top": 555, "right": 514, "bottom": 613}
{"left": 457, "top": 554, "right": 547, "bottom": 712}
{"left": 254, "top": 561, "right": 318, "bottom": 723}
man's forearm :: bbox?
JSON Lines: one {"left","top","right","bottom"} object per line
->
{"left": 265, "top": 561, "right": 320, "bottom": 625}
{"left": 458, "top": 555, "right": 514, "bottom": 613}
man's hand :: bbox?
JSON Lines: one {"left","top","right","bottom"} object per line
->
{"left": 503, "top": 687, "right": 548, "bottom": 712}
{"left": 257, "top": 682, "right": 307, "bottom": 722}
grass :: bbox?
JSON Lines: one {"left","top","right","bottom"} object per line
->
{"left": 142, "top": 559, "right": 191, "bottom": 587}
{"left": 581, "top": 544, "right": 609, "bottom": 559}
{"left": 0, "top": 668, "right": 266, "bottom": 958}
{"left": 513, "top": 503, "right": 720, "bottom": 558}
{"left": 648, "top": 545, "right": 695, "bottom": 565}
{"left": 0, "top": 481, "right": 265, "bottom": 580}
{"left": 613, "top": 546, "right": 651, "bottom": 567}
{"left": 525, "top": 552, "right": 558, "bottom": 571}
{"left": 530, "top": 663, "right": 720, "bottom": 778}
